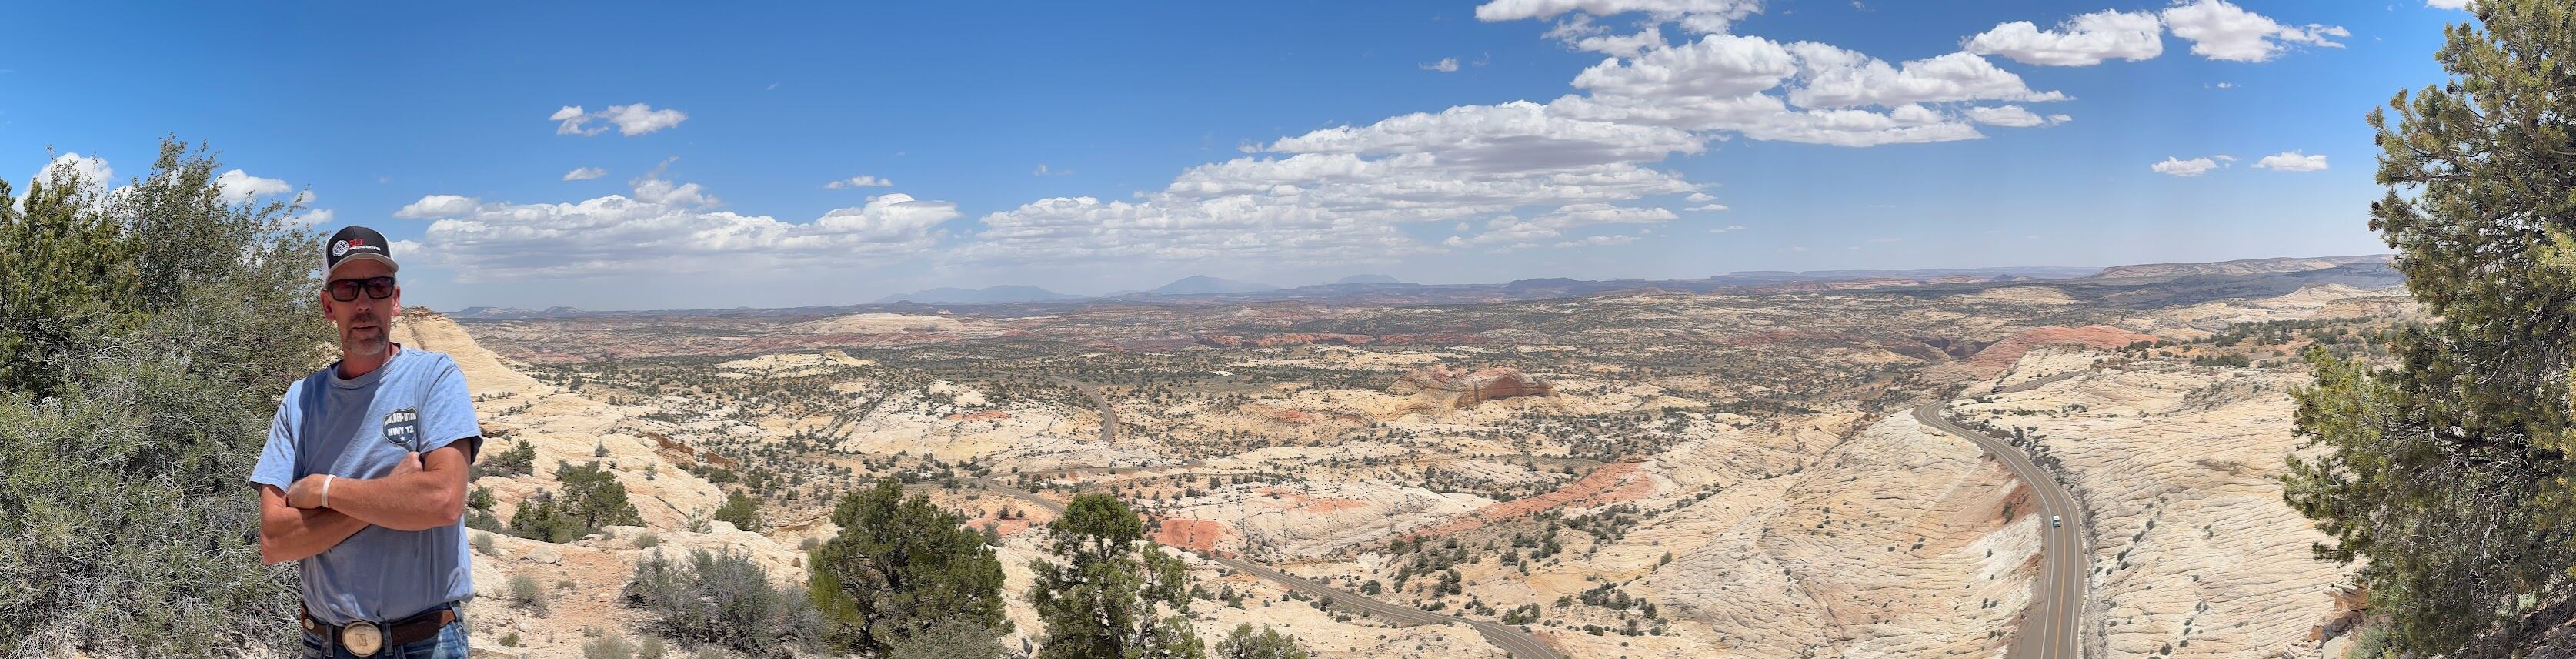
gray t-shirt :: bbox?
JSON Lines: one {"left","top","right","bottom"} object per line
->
{"left": 250, "top": 345, "right": 482, "bottom": 625}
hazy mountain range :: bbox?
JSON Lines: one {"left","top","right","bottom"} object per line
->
{"left": 442, "top": 255, "right": 2391, "bottom": 319}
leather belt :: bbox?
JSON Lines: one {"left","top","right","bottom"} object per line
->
{"left": 299, "top": 603, "right": 459, "bottom": 657}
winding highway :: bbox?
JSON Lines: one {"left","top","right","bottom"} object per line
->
{"left": 1913, "top": 371, "right": 2089, "bottom": 658}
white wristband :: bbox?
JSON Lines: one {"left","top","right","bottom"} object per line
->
{"left": 321, "top": 474, "right": 334, "bottom": 509}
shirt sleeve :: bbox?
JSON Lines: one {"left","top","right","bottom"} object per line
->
{"left": 415, "top": 355, "right": 482, "bottom": 463}
{"left": 249, "top": 379, "right": 304, "bottom": 490}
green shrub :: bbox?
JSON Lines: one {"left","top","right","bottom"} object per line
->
{"left": 634, "top": 532, "right": 662, "bottom": 549}
{"left": 472, "top": 532, "right": 495, "bottom": 555}
{"left": 509, "top": 462, "right": 643, "bottom": 543}
{"left": 1214, "top": 623, "right": 1311, "bottom": 659}
{"left": 582, "top": 634, "right": 638, "bottom": 659}
{"left": 480, "top": 440, "right": 536, "bottom": 477}
{"left": 886, "top": 617, "right": 1009, "bottom": 659}
{"left": 0, "top": 138, "right": 332, "bottom": 656}
{"left": 627, "top": 548, "right": 819, "bottom": 657}
{"left": 509, "top": 573, "right": 549, "bottom": 617}
{"left": 809, "top": 480, "right": 1009, "bottom": 656}
{"left": 508, "top": 490, "right": 584, "bottom": 543}
{"left": 637, "top": 636, "right": 667, "bottom": 659}
{"left": 713, "top": 490, "right": 762, "bottom": 531}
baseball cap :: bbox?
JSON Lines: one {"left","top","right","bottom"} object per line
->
{"left": 325, "top": 226, "right": 399, "bottom": 277}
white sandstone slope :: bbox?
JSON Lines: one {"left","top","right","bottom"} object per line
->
{"left": 1950, "top": 353, "right": 2361, "bottom": 658}
{"left": 1611, "top": 413, "right": 2042, "bottom": 658}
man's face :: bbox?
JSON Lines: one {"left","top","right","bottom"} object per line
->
{"left": 321, "top": 260, "right": 400, "bottom": 358}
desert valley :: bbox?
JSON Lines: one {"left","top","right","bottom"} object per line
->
{"left": 393, "top": 255, "right": 2407, "bottom": 659}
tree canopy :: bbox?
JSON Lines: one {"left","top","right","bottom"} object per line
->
{"left": 1029, "top": 493, "right": 1203, "bottom": 659}
{"left": 807, "top": 479, "right": 1009, "bottom": 656}
{"left": 0, "top": 137, "right": 330, "bottom": 654}
{"left": 2287, "top": 2, "right": 2576, "bottom": 654}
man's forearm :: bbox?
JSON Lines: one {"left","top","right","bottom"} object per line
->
{"left": 262, "top": 496, "right": 370, "bottom": 564}
{"left": 327, "top": 470, "right": 465, "bottom": 531}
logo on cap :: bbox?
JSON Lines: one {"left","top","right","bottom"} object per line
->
{"left": 332, "top": 240, "right": 349, "bottom": 257}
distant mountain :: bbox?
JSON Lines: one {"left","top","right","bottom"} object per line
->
{"left": 875, "top": 285, "right": 1085, "bottom": 305}
{"left": 2094, "top": 255, "right": 2391, "bottom": 279}
{"left": 1331, "top": 274, "right": 1404, "bottom": 285}
{"left": 1150, "top": 276, "right": 1281, "bottom": 295}
{"left": 451, "top": 306, "right": 536, "bottom": 318}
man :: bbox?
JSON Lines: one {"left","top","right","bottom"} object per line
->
{"left": 252, "top": 226, "right": 481, "bottom": 659}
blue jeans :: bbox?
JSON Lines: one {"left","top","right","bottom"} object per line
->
{"left": 299, "top": 621, "right": 465, "bottom": 659}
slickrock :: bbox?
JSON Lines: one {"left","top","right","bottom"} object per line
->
{"left": 1949, "top": 355, "right": 2359, "bottom": 657}
{"left": 1604, "top": 413, "right": 2038, "bottom": 658}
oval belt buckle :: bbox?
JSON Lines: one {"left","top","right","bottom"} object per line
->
{"left": 340, "top": 621, "right": 385, "bottom": 657}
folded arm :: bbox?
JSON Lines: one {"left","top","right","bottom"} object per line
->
{"left": 259, "top": 484, "right": 370, "bottom": 564}
{"left": 285, "top": 444, "right": 472, "bottom": 532}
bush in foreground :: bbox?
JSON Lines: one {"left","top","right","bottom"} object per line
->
{"left": 628, "top": 548, "right": 819, "bottom": 657}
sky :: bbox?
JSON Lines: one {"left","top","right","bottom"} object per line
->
{"left": 0, "top": 1, "right": 2473, "bottom": 310}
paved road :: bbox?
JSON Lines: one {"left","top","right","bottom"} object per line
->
{"left": 1912, "top": 371, "right": 2088, "bottom": 659}
{"left": 1052, "top": 377, "right": 1118, "bottom": 445}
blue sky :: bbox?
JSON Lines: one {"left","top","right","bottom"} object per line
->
{"left": 1, "top": 1, "right": 2468, "bottom": 310}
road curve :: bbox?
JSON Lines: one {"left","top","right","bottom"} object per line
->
{"left": 1052, "top": 377, "right": 1119, "bottom": 445}
{"left": 1912, "top": 371, "right": 2088, "bottom": 658}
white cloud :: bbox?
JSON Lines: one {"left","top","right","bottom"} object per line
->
{"left": 215, "top": 169, "right": 291, "bottom": 203}
{"left": 1422, "top": 57, "right": 1461, "bottom": 72}
{"left": 1477, "top": 0, "right": 1767, "bottom": 35}
{"left": 1784, "top": 45, "right": 2068, "bottom": 109}
{"left": 1685, "top": 192, "right": 1714, "bottom": 202}
{"left": 1686, "top": 203, "right": 1730, "bottom": 212}
{"left": 2427, "top": 0, "right": 2473, "bottom": 9}
{"left": 2161, "top": 0, "right": 2346, "bottom": 62}
{"left": 1963, "top": 9, "right": 2163, "bottom": 66}
{"left": 632, "top": 176, "right": 717, "bottom": 206}
{"left": 2253, "top": 150, "right": 2328, "bottom": 172}
{"left": 952, "top": 0, "right": 2077, "bottom": 271}
{"left": 1265, "top": 101, "right": 1702, "bottom": 172}
{"left": 550, "top": 105, "right": 602, "bottom": 136}
{"left": 2151, "top": 156, "right": 2224, "bottom": 176}
{"left": 1555, "top": 234, "right": 1640, "bottom": 247}
{"left": 1032, "top": 164, "right": 1072, "bottom": 176}
{"left": 552, "top": 103, "right": 689, "bottom": 136}
{"left": 1963, "top": 105, "right": 2068, "bottom": 127}
{"left": 562, "top": 167, "right": 608, "bottom": 181}
{"left": 410, "top": 177, "right": 955, "bottom": 281}
{"left": 825, "top": 175, "right": 894, "bottom": 189}
{"left": 35, "top": 152, "right": 113, "bottom": 189}
{"left": 394, "top": 194, "right": 479, "bottom": 219}
{"left": 1710, "top": 224, "right": 1745, "bottom": 233}
{"left": 1550, "top": 33, "right": 2070, "bottom": 147}
{"left": 289, "top": 209, "right": 335, "bottom": 227}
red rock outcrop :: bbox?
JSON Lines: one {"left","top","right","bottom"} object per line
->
{"left": 1959, "top": 325, "right": 2159, "bottom": 376}
{"left": 1389, "top": 365, "right": 1553, "bottom": 408}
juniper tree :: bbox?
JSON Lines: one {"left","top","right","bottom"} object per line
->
{"left": 0, "top": 137, "right": 329, "bottom": 654}
{"left": 1028, "top": 493, "right": 1202, "bottom": 659}
{"left": 806, "top": 480, "right": 1009, "bottom": 656}
{"left": 2286, "top": 2, "right": 2576, "bottom": 654}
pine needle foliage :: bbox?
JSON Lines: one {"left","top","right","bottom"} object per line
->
{"left": 2287, "top": 2, "right": 2576, "bottom": 654}
{"left": 0, "top": 137, "right": 331, "bottom": 655}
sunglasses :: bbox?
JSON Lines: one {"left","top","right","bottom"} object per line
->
{"left": 327, "top": 276, "right": 397, "bottom": 302}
